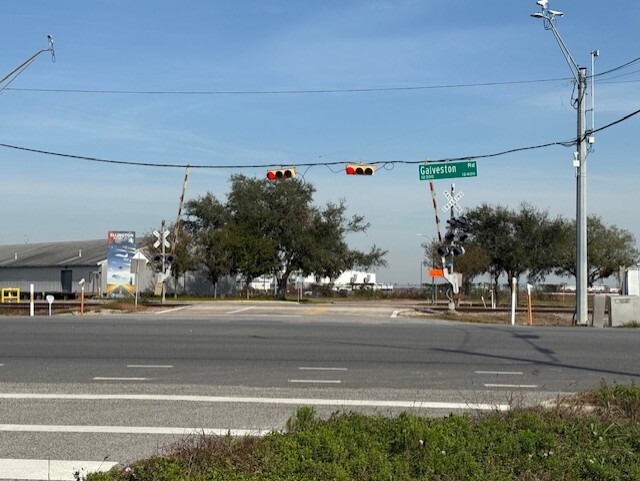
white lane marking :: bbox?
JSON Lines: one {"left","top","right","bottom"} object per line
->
{"left": 226, "top": 306, "right": 256, "bottom": 315}
{"left": 93, "top": 377, "right": 150, "bottom": 381}
{"left": 217, "top": 314, "right": 303, "bottom": 318}
{"left": 0, "top": 393, "right": 509, "bottom": 411}
{"left": 288, "top": 380, "right": 342, "bottom": 384}
{"left": 0, "top": 458, "right": 117, "bottom": 481}
{"left": 0, "top": 425, "right": 264, "bottom": 436}
{"left": 298, "top": 367, "right": 348, "bottom": 371}
{"left": 476, "top": 371, "right": 523, "bottom": 375}
{"left": 484, "top": 384, "right": 538, "bottom": 389}
{"left": 0, "top": 364, "right": 4, "bottom": 367}
{"left": 155, "top": 305, "right": 190, "bottom": 315}
{"left": 127, "top": 364, "right": 173, "bottom": 369}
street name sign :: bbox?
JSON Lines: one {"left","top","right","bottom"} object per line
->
{"left": 419, "top": 161, "right": 478, "bottom": 181}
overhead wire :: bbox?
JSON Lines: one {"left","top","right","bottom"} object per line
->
{"left": 1, "top": 54, "right": 638, "bottom": 171}
{"left": 5, "top": 77, "right": 571, "bottom": 96}
{"left": 2, "top": 102, "right": 638, "bottom": 170}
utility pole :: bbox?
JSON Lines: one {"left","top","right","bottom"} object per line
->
{"left": 576, "top": 67, "right": 588, "bottom": 325}
{"left": 531, "top": 2, "right": 592, "bottom": 325}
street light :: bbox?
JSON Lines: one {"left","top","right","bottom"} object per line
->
{"left": 531, "top": 1, "right": 590, "bottom": 325}
{"left": 0, "top": 36, "right": 55, "bottom": 89}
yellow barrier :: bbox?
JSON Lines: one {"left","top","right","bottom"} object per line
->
{"left": 1, "top": 288, "right": 20, "bottom": 303}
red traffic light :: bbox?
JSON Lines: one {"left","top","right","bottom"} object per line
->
{"left": 346, "top": 164, "right": 375, "bottom": 175}
{"left": 267, "top": 168, "right": 296, "bottom": 180}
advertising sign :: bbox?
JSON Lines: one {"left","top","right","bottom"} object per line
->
{"left": 106, "top": 231, "right": 136, "bottom": 297}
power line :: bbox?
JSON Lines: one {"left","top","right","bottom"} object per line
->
{"left": 593, "top": 55, "right": 640, "bottom": 78}
{"left": 2, "top": 104, "right": 638, "bottom": 170}
{"left": 5, "top": 55, "right": 639, "bottom": 96}
{"left": 0, "top": 138, "right": 584, "bottom": 170}
{"left": 1, "top": 104, "right": 638, "bottom": 170}
{"left": 6, "top": 77, "right": 570, "bottom": 96}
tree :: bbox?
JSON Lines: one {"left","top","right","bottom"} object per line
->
{"left": 466, "top": 203, "right": 567, "bottom": 301}
{"left": 555, "top": 215, "right": 640, "bottom": 286}
{"left": 185, "top": 175, "right": 387, "bottom": 299}
{"left": 451, "top": 243, "right": 491, "bottom": 294}
{"left": 185, "top": 194, "right": 233, "bottom": 298}
{"left": 466, "top": 203, "right": 514, "bottom": 301}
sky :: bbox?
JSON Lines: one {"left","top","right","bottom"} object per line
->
{"left": 0, "top": 0, "right": 638, "bottom": 286}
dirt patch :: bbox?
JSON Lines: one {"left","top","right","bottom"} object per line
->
{"left": 412, "top": 309, "right": 575, "bottom": 326}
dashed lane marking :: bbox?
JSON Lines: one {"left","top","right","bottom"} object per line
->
{"left": 476, "top": 371, "right": 523, "bottom": 375}
{"left": 484, "top": 384, "right": 538, "bottom": 389}
{"left": 127, "top": 364, "right": 173, "bottom": 369}
{"left": 288, "top": 379, "right": 342, "bottom": 384}
{"left": 93, "top": 377, "right": 150, "bottom": 381}
{"left": 298, "top": 367, "right": 348, "bottom": 371}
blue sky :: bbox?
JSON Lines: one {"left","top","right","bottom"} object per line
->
{"left": 1, "top": 0, "right": 638, "bottom": 285}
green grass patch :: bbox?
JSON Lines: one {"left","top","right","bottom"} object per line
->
{"left": 86, "top": 384, "right": 640, "bottom": 481}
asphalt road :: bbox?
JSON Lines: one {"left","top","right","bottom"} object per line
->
{"left": 1, "top": 302, "right": 640, "bottom": 479}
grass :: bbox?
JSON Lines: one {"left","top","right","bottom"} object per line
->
{"left": 86, "top": 383, "right": 640, "bottom": 481}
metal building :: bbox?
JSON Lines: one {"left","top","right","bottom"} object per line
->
{"left": 0, "top": 239, "right": 134, "bottom": 298}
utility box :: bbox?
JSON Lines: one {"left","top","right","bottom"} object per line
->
{"left": 621, "top": 267, "right": 640, "bottom": 296}
{"left": 592, "top": 294, "right": 607, "bottom": 328}
{"left": 607, "top": 295, "right": 640, "bottom": 327}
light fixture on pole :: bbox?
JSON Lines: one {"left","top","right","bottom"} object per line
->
{"left": 531, "top": 1, "right": 590, "bottom": 325}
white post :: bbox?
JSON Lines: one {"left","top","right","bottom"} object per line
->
{"left": 511, "top": 277, "right": 517, "bottom": 326}
{"left": 29, "top": 284, "right": 34, "bottom": 317}
{"left": 46, "top": 295, "right": 54, "bottom": 316}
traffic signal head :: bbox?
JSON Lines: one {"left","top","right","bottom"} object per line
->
{"left": 437, "top": 245, "right": 450, "bottom": 257}
{"left": 452, "top": 245, "right": 465, "bottom": 256}
{"left": 266, "top": 168, "right": 296, "bottom": 180}
{"left": 346, "top": 164, "right": 375, "bottom": 175}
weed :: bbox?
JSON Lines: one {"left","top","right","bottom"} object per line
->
{"left": 86, "top": 384, "right": 640, "bottom": 481}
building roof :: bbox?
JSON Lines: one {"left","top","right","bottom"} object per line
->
{"left": 0, "top": 240, "right": 108, "bottom": 268}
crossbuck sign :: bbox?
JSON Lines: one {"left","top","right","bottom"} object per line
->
{"left": 153, "top": 229, "right": 171, "bottom": 249}
{"left": 442, "top": 191, "right": 464, "bottom": 215}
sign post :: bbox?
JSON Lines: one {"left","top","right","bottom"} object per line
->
{"left": 153, "top": 221, "right": 171, "bottom": 303}
{"left": 46, "top": 295, "right": 54, "bottom": 316}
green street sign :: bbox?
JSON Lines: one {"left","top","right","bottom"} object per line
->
{"left": 419, "top": 161, "right": 478, "bottom": 181}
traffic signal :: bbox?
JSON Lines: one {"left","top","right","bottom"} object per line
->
{"left": 346, "top": 164, "right": 375, "bottom": 175}
{"left": 266, "top": 168, "right": 296, "bottom": 180}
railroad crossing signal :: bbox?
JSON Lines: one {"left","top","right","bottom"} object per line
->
{"left": 153, "top": 229, "right": 170, "bottom": 249}
{"left": 443, "top": 190, "right": 464, "bottom": 215}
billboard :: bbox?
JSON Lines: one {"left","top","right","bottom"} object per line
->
{"left": 106, "top": 231, "right": 136, "bottom": 297}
